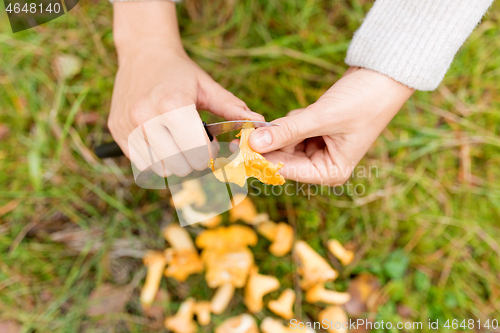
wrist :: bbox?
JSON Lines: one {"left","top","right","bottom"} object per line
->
{"left": 113, "top": 1, "right": 184, "bottom": 58}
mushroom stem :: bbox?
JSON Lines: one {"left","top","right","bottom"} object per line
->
{"left": 305, "top": 283, "right": 351, "bottom": 305}
{"left": 182, "top": 205, "right": 222, "bottom": 228}
{"left": 170, "top": 179, "right": 206, "bottom": 209}
{"left": 268, "top": 289, "right": 296, "bottom": 320}
{"left": 211, "top": 283, "right": 235, "bottom": 315}
{"left": 164, "top": 298, "right": 197, "bottom": 333}
{"left": 140, "top": 251, "right": 167, "bottom": 307}
{"left": 244, "top": 272, "right": 280, "bottom": 313}
{"left": 327, "top": 239, "right": 354, "bottom": 266}
{"left": 216, "top": 314, "right": 259, "bottom": 333}
{"left": 163, "top": 224, "right": 197, "bottom": 252}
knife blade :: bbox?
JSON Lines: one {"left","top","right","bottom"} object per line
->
{"left": 94, "top": 120, "right": 278, "bottom": 158}
{"left": 204, "top": 120, "right": 279, "bottom": 139}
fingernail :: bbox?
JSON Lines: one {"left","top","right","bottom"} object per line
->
{"left": 251, "top": 130, "right": 272, "bottom": 149}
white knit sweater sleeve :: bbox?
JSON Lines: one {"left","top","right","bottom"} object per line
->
{"left": 345, "top": 0, "right": 494, "bottom": 91}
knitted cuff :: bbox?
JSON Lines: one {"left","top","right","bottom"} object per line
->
{"left": 345, "top": 0, "right": 494, "bottom": 91}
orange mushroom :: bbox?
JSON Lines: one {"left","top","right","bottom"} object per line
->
{"left": 216, "top": 314, "right": 259, "bottom": 333}
{"left": 213, "top": 124, "right": 285, "bottom": 186}
{"left": 164, "top": 298, "right": 197, "bottom": 333}
{"left": 327, "top": 239, "right": 354, "bottom": 266}
{"left": 318, "top": 306, "right": 348, "bottom": 333}
{"left": 163, "top": 224, "right": 203, "bottom": 281}
{"left": 244, "top": 271, "right": 280, "bottom": 313}
{"left": 294, "top": 241, "right": 338, "bottom": 290}
{"left": 305, "top": 283, "right": 351, "bottom": 305}
{"left": 170, "top": 179, "right": 206, "bottom": 208}
{"left": 194, "top": 301, "right": 211, "bottom": 326}
{"left": 140, "top": 251, "right": 167, "bottom": 308}
{"left": 268, "top": 288, "right": 296, "bottom": 320}
{"left": 257, "top": 221, "right": 294, "bottom": 257}
{"left": 196, "top": 225, "right": 257, "bottom": 288}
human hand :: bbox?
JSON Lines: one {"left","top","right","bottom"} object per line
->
{"left": 108, "top": 2, "right": 263, "bottom": 177}
{"left": 248, "top": 67, "right": 414, "bottom": 185}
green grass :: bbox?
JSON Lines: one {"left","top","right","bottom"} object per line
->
{"left": 1, "top": 0, "right": 500, "bottom": 332}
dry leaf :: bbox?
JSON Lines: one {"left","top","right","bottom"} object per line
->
{"left": 0, "top": 124, "right": 9, "bottom": 140}
{"left": 87, "top": 283, "right": 131, "bottom": 316}
{"left": 344, "top": 273, "right": 380, "bottom": 317}
{"left": 0, "top": 320, "right": 22, "bottom": 333}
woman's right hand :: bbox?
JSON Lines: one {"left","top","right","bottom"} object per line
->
{"left": 109, "top": 1, "right": 263, "bottom": 177}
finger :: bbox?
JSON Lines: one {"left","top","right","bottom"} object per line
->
{"left": 264, "top": 150, "right": 349, "bottom": 186}
{"left": 304, "top": 137, "right": 325, "bottom": 158}
{"left": 127, "top": 125, "right": 156, "bottom": 172}
{"left": 249, "top": 106, "right": 322, "bottom": 154}
{"left": 276, "top": 109, "right": 307, "bottom": 154}
{"left": 158, "top": 104, "right": 211, "bottom": 171}
{"left": 142, "top": 116, "right": 193, "bottom": 177}
{"left": 286, "top": 108, "right": 305, "bottom": 117}
{"left": 197, "top": 74, "right": 265, "bottom": 122}
{"left": 229, "top": 139, "right": 240, "bottom": 153}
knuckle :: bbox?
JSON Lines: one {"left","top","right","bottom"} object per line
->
{"left": 129, "top": 101, "right": 150, "bottom": 126}
{"left": 278, "top": 120, "right": 298, "bottom": 144}
{"left": 157, "top": 95, "right": 190, "bottom": 113}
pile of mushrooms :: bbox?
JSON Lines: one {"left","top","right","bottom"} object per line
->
{"left": 140, "top": 184, "right": 361, "bottom": 333}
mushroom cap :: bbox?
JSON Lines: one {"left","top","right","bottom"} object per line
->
{"left": 269, "top": 223, "right": 294, "bottom": 257}
{"left": 170, "top": 179, "right": 206, "bottom": 209}
{"left": 294, "top": 241, "right": 338, "bottom": 290}
{"left": 215, "top": 314, "right": 259, "bottom": 333}
{"left": 327, "top": 239, "right": 354, "bottom": 266}
{"left": 164, "top": 298, "right": 198, "bottom": 333}
{"left": 202, "top": 248, "right": 255, "bottom": 288}
{"left": 318, "top": 306, "right": 348, "bottom": 333}
{"left": 305, "top": 283, "right": 351, "bottom": 305}
{"left": 268, "top": 288, "right": 296, "bottom": 320}
{"left": 182, "top": 205, "right": 222, "bottom": 228}
{"left": 257, "top": 221, "right": 277, "bottom": 240}
{"left": 196, "top": 225, "right": 258, "bottom": 250}
{"left": 163, "top": 224, "right": 196, "bottom": 252}
{"left": 244, "top": 273, "right": 280, "bottom": 313}
{"left": 194, "top": 301, "right": 211, "bottom": 326}
{"left": 164, "top": 248, "right": 204, "bottom": 282}
{"left": 229, "top": 194, "right": 258, "bottom": 224}
{"left": 143, "top": 250, "right": 167, "bottom": 267}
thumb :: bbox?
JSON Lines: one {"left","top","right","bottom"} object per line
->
{"left": 249, "top": 108, "right": 318, "bottom": 153}
{"left": 198, "top": 74, "right": 264, "bottom": 122}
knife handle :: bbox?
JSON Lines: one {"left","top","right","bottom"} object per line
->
{"left": 94, "top": 122, "right": 213, "bottom": 159}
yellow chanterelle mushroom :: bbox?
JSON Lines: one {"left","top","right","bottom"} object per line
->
{"left": 216, "top": 314, "right": 259, "bottom": 333}
{"left": 163, "top": 224, "right": 203, "bottom": 282}
{"left": 212, "top": 124, "right": 285, "bottom": 187}
{"left": 294, "top": 241, "right": 338, "bottom": 290}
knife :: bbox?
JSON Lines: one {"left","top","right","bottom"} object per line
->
{"left": 94, "top": 120, "right": 279, "bottom": 158}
